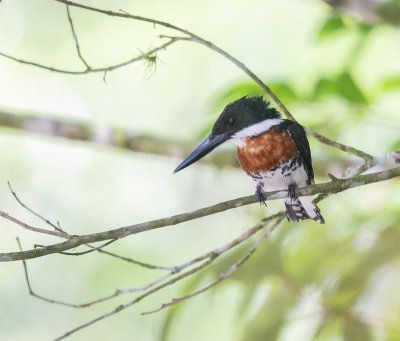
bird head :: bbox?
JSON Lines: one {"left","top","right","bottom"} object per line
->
{"left": 174, "top": 96, "right": 281, "bottom": 173}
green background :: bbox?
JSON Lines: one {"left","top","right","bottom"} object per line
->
{"left": 0, "top": 0, "right": 399, "bottom": 340}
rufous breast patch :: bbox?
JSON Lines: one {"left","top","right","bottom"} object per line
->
{"left": 237, "top": 127, "right": 298, "bottom": 174}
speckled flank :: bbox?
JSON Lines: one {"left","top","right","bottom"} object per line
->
{"left": 237, "top": 127, "right": 298, "bottom": 174}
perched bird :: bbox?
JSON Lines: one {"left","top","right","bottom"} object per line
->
{"left": 174, "top": 96, "right": 324, "bottom": 224}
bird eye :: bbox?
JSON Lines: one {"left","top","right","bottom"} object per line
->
{"left": 227, "top": 117, "right": 235, "bottom": 126}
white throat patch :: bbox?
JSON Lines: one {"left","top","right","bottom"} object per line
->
{"left": 229, "top": 118, "right": 283, "bottom": 147}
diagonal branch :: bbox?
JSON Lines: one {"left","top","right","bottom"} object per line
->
{"left": 0, "top": 0, "right": 372, "bottom": 161}
{"left": 51, "top": 0, "right": 373, "bottom": 161}
{"left": 0, "top": 210, "right": 68, "bottom": 238}
{"left": 7, "top": 181, "right": 68, "bottom": 235}
{"left": 305, "top": 129, "right": 372, "bottom": 162}
{"left": 1, "top": 166, "right": 399, "bottom": 262}
{"left": 51, "top": 0, "right": 292, "bottom": 120}
{"left": 142, "top": 216, "right": 283, "bottom": 315}
{"left": 53, "top": 215, "right": 284, "bottom": 340}
{"left": 19, "top": 213, "right": 283, "bottom": 312}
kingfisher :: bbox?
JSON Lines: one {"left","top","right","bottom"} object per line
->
{"left": 174, "top": 96, "right": 324, "bottom": 224}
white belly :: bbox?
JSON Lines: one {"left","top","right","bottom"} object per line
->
{"left": 247, "top": 159, "right": 308, "bottom": 191}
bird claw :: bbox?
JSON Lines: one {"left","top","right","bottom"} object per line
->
{"left": 255, "top": 186, "right": 267, "bottom": 207}
{"left": 288, "top": 183, "right": 297, "bottom": 201}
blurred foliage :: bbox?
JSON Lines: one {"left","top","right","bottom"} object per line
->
{"left": 378, "top": 1, "right": 400, "bottom": 26}
{"left": 1, "top": 1, "right": 400, "bottom": 341}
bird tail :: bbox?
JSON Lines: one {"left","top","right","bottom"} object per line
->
{"left": 284, "top": 196, "right": 325, "bottom": 224}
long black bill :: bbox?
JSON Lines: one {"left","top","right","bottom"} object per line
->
{"left": 174, "top": 133, "right": 229, "bottom": 173}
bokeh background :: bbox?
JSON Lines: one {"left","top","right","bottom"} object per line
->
{"left": 1, "top": 0, "right": 400, "bottom": 340}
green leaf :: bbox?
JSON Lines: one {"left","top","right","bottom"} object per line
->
{"left": 312, "top": 72, "right": 368, "bottom": 105}
{"left": 377, "top": 2, "right": 400, "bottom": 26}
{"left": 336, "top": 72, "right": 368, "bottom": 104}
{"left": 240, "top": 282, "right": 296, "bottom": 341}
{"left": 389, "top": 138, "right": 400, "bottom": 151}
{"left": 379, "top": 77, "right": 400, "bottom": 92}
{"left": 318, "top": 16, "right": 346, "bottom": 42}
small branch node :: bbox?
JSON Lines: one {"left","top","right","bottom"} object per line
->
{"left": 328, "top": 173, "right": 340, "bottom": 181}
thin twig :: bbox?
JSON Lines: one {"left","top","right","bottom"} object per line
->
{"left": 306, "top": 129, "right": 373, "bottom": 162}
{"left": 0, "top": 210, "right": 68, "bottom": 239}
{"left": 93, "top": 247, "right": 177, "bottom": 271}
{"left": 52, "top": 1, "right": 373, "bottom": 160}
{"left": 17, "top": 237, "right": 86, "bottom": 308}
{"left": 59, "top": 239, "right": 116, "bottom": 256}
{"left": 7, "top": 181, "right": 68, "bottom": 235}
{"left": 54, "top": 214, "right": 283, "bottom": 340}
{"left": 66, "top": 5, "right": 91, "bottom": 69}
{"left": 20, "top": 212, "right": 283, "bottom": 312}
{"left": 52, "top": 0, "right": 292, "bottom": 118}
{"left": 0, "top": 0, "right": 374, "bottom": 160}
{"left": 0, "top": 38, "right": 177, "bottom": 75}
{"left": 142, "top": 216, "right": 284, "bottom": 315}
{"left": 53, "top": 259, "right": 214, "bottom": 340}
{"left": 9, "top": 182, "right": 182, "bottom": 269}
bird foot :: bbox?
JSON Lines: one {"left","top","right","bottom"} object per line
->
{"left": 288, "top": 183, "right": 297, "bottom": 201}
{"left": 255, "top": 186, "right": 267, "bottom": 207}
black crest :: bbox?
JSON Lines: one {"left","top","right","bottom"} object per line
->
{"left": 212, "top": 96, "right": 280, "bottom": 136}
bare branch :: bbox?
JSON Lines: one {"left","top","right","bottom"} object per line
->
{"left": 53, "top": 214, "right": 284, "bottom": 340}
{"left": 0, "top": 38, "right": 177, "bottom": 75}
{"left": 2, "top": 167, "right": 399, "bottom": 262}
{"left": 142, "top": 216, "right": 283, "bottom": 315}
{"left": 0, "top": 108, "right": 363, "bottom": 172}
{"left": 0, "top": 109, "right": 237, "bottom": 169}
{"left": 17, "top": 237, "right": 84, "bottom": 308}
{"left": 0, "top": 3, "right": 396, "bottom": 338}
{"left": 0, "top": 210, "right": 68, "bottom": 239}
{"left": 19, "top": 212, "right": 283, "bottom": 310}
{"left": 51, "top": 1, "right": 373, "bottom": 160}
{"left": 92, "top": 247, "right": 177, "bottom": 271}
{"left": 66, "top": 5, "right": 90, "bottom": 69}
{"left": 0, "top": 1, "right": 373, "bottom": 161}
{"left": 57, "top": 240, "right": 116, "bottom": 256}
{"left": 52, "top": 0, "right": 292, "bottom": 121}
{"left": 52, "top": 0, "right": 292, "bottom": 118}
{"left": 305, "top": 129, "right": 373, "bottom": 162}
{"left": 8, "top": 181, "right": 68, "bottom": 235}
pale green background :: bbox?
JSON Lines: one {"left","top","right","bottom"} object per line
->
{"left": 0, "top": 0, "right": 399, "bottom": 340}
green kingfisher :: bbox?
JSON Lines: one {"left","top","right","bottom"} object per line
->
{"left": 174, "top": 96, "right": 324, "bottom": 224}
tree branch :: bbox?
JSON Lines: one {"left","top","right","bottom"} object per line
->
{"left": 53, "top": 214, "right": 284, "bottom": 340}
{"left": 49, "top": 0, "right": 291, "bottom": 120}
{"left": 0, "top": 108, "right": 369, "bottom": 173}
{"left": 51, "top": 0, "right": 373, "bottom": 160}
{"left": 0, "top": 109, "right": 237, "bottom": 168}
{"left": 2, "top": 167, "right": 399, "bottom": 262}
{"left": 0, "top": 211, "right": 68, "bottom": 238}
{"left": 142, "top": 216, "right": 283, "bottom": 315}
{"left": 305, "top": 129, "right": 373, "bottom": 162}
